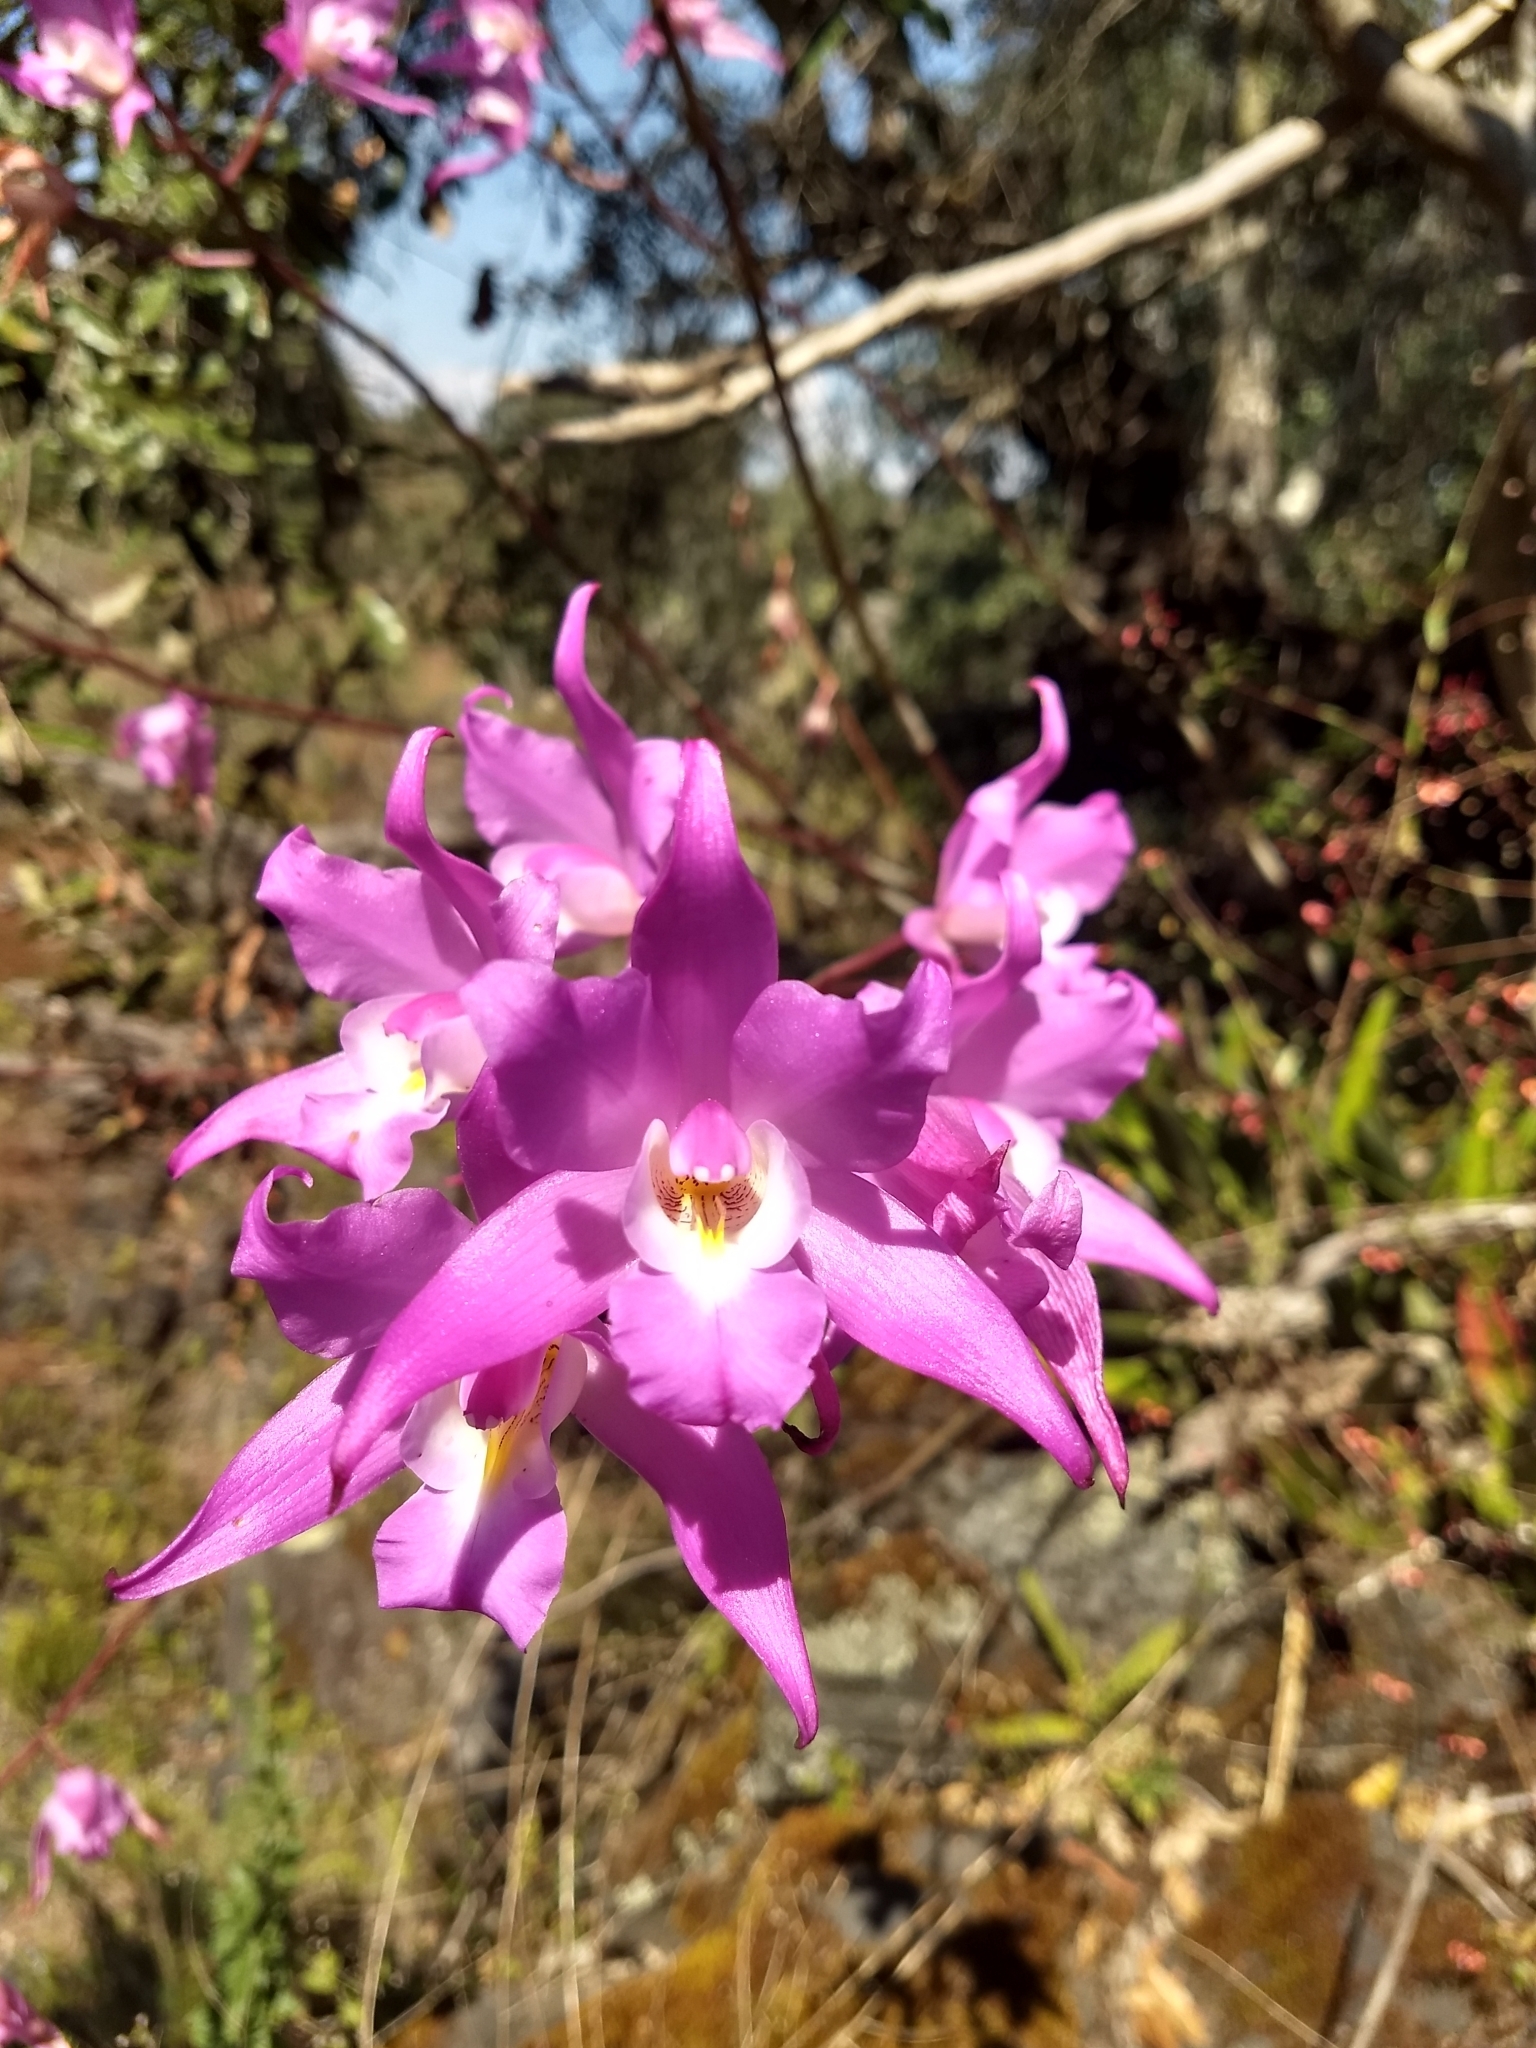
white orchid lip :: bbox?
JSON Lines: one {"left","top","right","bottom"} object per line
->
{"left": 623, "top": 1112, "right": 811, "bottom": 1284}
{"left": 402, "top": 1336, "right": 589, "bottom": 1509}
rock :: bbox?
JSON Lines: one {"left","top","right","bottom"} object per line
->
{"left": 1165, "top": 1283, "right": 1329, "bottom": 1354}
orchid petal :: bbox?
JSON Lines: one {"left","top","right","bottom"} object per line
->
{"left": 550, "top": 585, "right": 637, "bottom": 828}
{"left": 373, "top": 1473, "right": 567, "bottom": 1648}
{"left": 383, "top": 728, "right": 504, "bottom": 959}
{"left": 630, "top": 740, "right": 777, "bottom": 1106}
{"left": 730, "top": 961, "right": 950, "bottom": 1171}
{"left": 1010, "top": 792, "right": 1134, "bottom": 925}
{"left": 333, "top": 1167, "right": 633, "bottom": 1477}
{"left": 167, "top": 1053, "right": 366, "bottom": 1183}
{"left": 464, "top": 961, "right": 677, "bottom": 1172}
{"left": 795, "top": 1167, "right": 1093, "bottom": 1484}
{"left": 455, "top": 1067, "right": 536, "bottom": 1219}
{"left": 258, "top": 826, "right": 481, "bottom": 999}
{"left": 1016, "top": 1255, "right": 1126, "bottom": 1500}
{"left": 934, "top": 678, "right": 1069, "bottom": 905}
{"left": 459, "top": 685, "right": 623, "bottom": 861}
{"left": 232, "top": 1169, "right": 473, "bottom": 1359}
{"left": 1072, "top": 1167, "right": 1218, "bottom": 1311}
{"left": 946, "top": 947, "right": 1163, "bottom": 1125}
{"left": 110, "top": 1361, "right": 406, "bottom": 1599}
{"left": 872, "top": 1094, "right": 1004, "bottom": 1251}
{"left": 947, "top": 874, "right": 1042, "bottom": 1043}
{"left": 606, "top": 1262, "right": 825, "bottom": 1430}
{"left": 575, "top": 1356, "right": 817, "bottom": 1744}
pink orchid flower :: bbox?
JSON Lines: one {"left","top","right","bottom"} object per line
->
{"left": 114, "top": 691, "right": 215, "bottom": 797}
{"left": 459, "top": 586, "right": 684, "bottom": 953}
{"left": 625, "top": 0, "right": 782, "bottom": 70}
{"left": 418, "top": 0, "right": 544, "bottom": 194}
{"left": 264, "top": 0, "right": 433, "bottom": 114}
{"left": 30, "top": 1767, "right": 163, "bottom": 1904}
{"left": 907, "top": 687, "right": 1217, "bottom": 1312}
{"left": 327, "top": 738, "right": 1095, "bottom": 1488}
{"left": 113, "top": 1168, "right": 820, "bottom": 1743}
{"left": 169, "top": 729, "right": 557, "bottom": 1200}
{"left": 0, "top": 1982, "right": 67, "bottom": 2048}
{"left": 904, "top": 679, "right": 1135, "bottom": 967}
{"left": 2, "top": 0, "right": 153, "bottom": 149}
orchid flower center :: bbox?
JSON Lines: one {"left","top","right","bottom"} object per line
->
{"left": 655, "top": 1099, "right": 759, "bottom": 1253}
{"left": 482, "top": 1338, "right": 561, "bottom": 1493}
{"left": 622, "top": 1107, "right": 812, "bottom": 1291}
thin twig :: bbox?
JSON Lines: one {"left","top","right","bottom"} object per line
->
{"left": 1349, "top": 1803, "right": 1445, "bottom": 2048}
{"left": 653, "top": 4, "right": 963, "bottom": 821}
{"left": 1261, "top": 1587, "right": 1313, "bottom": 1823}
{"left": 358, "top": 1616, "right": 498, "bottom": 2048}
{"left": 0, "top": 608, "right": 410, "bottom": 736}
{"left": 0, "top": 1603, "right": 153, "bottom": 1794}
{"left": 1175, "top": 1934, "right": 1338, "bottom": 2048}
{"left": 494, "top": 1634, "right": 544, "bottom": 2048}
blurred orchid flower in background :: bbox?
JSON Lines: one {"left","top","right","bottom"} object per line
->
{"left": 0, "top": 1981, "right": 67, "bottom": 2047}
{"left": 0, "top": 0, "right": 153, "bottom": 148}
{"left": 264, "top": 0, "right": 434, "bottom": 113}
{"left": 113, "top": 1169, "right": 820, "bottom": 1745}
{"left": 168, "top": 729, "right": 558, "bottom": 1199}
{"left": 625, "top": 0, "right": 782, "bottom": 70}
{"left": 903, "top": 678, "right": 1135, "bottom": 967}
{"left": 459, "top": 584, "right": 684, "bottom": 952}
{"left": 418, "top": 0, "right": 543, "bottom": 194}
{"left": 114, "top": 690, "right": 216, "bottom": 799}
{"left": 30, "top": 1767, "right": 163, "bottom": 1903}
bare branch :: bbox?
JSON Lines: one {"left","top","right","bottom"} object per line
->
{"left": 509, "top": 0, "right": 1514, "bottom": 447}
{"left": 1301, "top": 0, "right": 1526, "bottom": 221}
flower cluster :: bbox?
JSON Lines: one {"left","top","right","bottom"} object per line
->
{"left": 5, "top": 0, "right": 780, "bottom": 197}
{"left": 112, "top": 586, "right": 1214, "bottom": 1746}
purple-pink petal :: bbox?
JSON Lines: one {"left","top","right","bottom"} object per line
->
{"left": 333, "top": 1167, "right": 634, "bottom": 1478}
{"left": 232, "top": 1169, "right": 474, "bottom": 1358}
{"left": 373, "top": 1475, "right": 567, "bottom": 1648}
{"left": 1072, "top": 1167, "right": 1218, "bottom": 1311}
{"left": 258, "top": 825, "right": 482, "bottom": 1000}
{"left": 455, "top": 1069, "right": 536, "bottom": 1218}
{"left": 729, "top": 960, "right": 950, "bottom": 1172}
{"left": 109, "top": 1361, "right": 407, "bottom": 1600}
{"left": 167, "top": 1052, "right": 363, "bottom": 1183}
{"left": 460, "top": 688, "right": 624, "bottom": 862}
{"left": 795, "top": 1167, "right": 1093, "bottom": 1485}
{"left": 1010, "top": 792, "right": 1134, "bottom": 921}
{"left": 464, "top": 962, "right": 677, "bottom": 1172}
{"left": 384, "top": 728, "right": 504, "bottom": 960}
{"left": 946, "top": 946, "right": 1164, "bottom": 1127}
{"left": 1015, "top": 1255, "right": 1126, "bottom": 1499}
{"left": 630, "top": 740, "right": 778, "bottom": 1106}
{"left": 575, "top": 1356, "right": 817, "bottom": 1744}
{"left": 605, "top": 1263, "right": 825, "bottom": 1431}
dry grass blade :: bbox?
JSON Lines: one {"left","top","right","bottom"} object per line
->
{"left": 559, "top": 1486, "right": 643, "bottom": 2048}
{"left": 1261, "top": 1588, "right": 1314, "bottom": 1823}
{"left": 1175, "top": 1934, "right": 1338, "bottom": 2048}
{"left": 359, "top": 1615, "right": 498, "bottom": 2048}
{"left": 1349, "top": 1803, "right": 1446, "bottom": 2048}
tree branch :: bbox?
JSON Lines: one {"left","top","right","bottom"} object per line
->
{"left": 505, "top": 0, "right": 1513, "bottom": 446}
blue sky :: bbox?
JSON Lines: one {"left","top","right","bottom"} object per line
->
{"left": 330, "top": 0, "right": 989, "bottom": 422}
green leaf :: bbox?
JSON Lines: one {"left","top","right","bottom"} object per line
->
{"left": 1017, "top": 1568, "right": 1086, "bottom": 1688}
{"left": 971, "top": 1709, "right": 1091, "bottom": 1752}
{"left": 1327, "top": 986, "right": 1398, "bottom": 1166}
{"left": 1082, "top": 1619, "right": 1186, "bottom": 1725}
